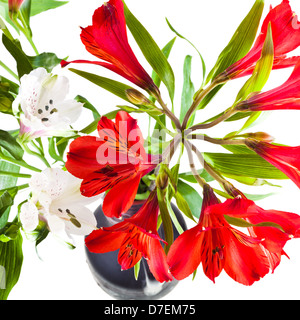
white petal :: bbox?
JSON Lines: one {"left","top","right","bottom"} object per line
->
{"left": 56, "top": 100, "right": 83, "bottom": 124}
{"left": 20, "top": 201, "right": 39, "bottom": 232}
{"left": 46, "top": 214, "right": 65, "bottom": 234}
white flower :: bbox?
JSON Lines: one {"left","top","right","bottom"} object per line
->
{"left": 13, "top": 68, "right": 82, "bottom": 141}
{"left": 20, "top": 168, "right": 98, "bottom": 239}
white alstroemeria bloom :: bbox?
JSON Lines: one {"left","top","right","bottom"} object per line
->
{"left": 20, "top": 168, "right": 98, "bottom": 239}
{"left": 13, "top": 67, "right": 83, "bottom": 141}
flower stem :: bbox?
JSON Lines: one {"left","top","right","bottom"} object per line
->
{"left": 187, "top": 134, "right": 247, "bottom": 146}
{"left": 0, "top": 171, "right": 31, "bottom": 178}
{"left": 188, "top": 108, "right": 237, "bottom": 132}
{"left": 182, "top": 80, "right": 220, "bottom": 130}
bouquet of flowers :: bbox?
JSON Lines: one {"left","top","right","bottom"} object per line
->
{"left": 1, "top": 0, "right": 300, "bottom": 300}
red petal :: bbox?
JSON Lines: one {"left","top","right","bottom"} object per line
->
{"left": 66, "top": 136, "right": 104, "bottom": 179}
{"left": 167, "top": 225, "right": 204, "bottom": 280}
{"left": 102, "top": 172, "right": 141, "bottom": 218}
{"left": 147, "top": 238, "right": 173, "bottom": 282}
{"left": 85, "top": 228, "right": 126, "bottom": 253}
{"left": 80, "top": 163, "right": 137, "bottom": 197}
{"left": 223, "top": 228, "right": 270, "bottom": 286}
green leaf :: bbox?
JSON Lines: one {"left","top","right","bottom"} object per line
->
{"left": 180, "top": 55, "right": 195, "bottom": 125}
{"left": 30, "top": 0, "right": 68, "bottom": 16}
{"left": 2, "top": 34, "right": 33, "bottom": 78}
{"left": 27, "top": 52, "right": 63, "bottom": 72}
{"left": 178, "top": 169, "right": 214, "bottom": 184}
{"left": 206, "top": 0, "right": 265, "bottom": 83}
{"left": 122, "top": 1, "right": 175, "bottom": 101}
{"left": 166, "top": 18, "right": 206, "bottom": 85}
{"left": 19, "top": 0, "right": 32, "bottom": 35}
{"left": 151, "top": 37, "right": 176, "bottom": 90}
{"left": 0, "top": 230, "right": 23, "bottom": 300}
{"left": 0, "top": 130, "right": 23, "bottom": 160}
{"left": 75, "top": 95, "right": 100, "bottom": 121}
{"left": 157, "top": 188, "right": 173, "bottom": 254}
{"left": 69, "top": 68, "right": 134, "bottom": 103}
{"left": 203, "top": 152, "right": 288, "bottom": 180}
{"left": 235, "top": 23, "right": 274, "bottom": 103}
{"left": 224, "top": 215, "right": 284, "bottom": 233}
{"left": 177, "top": 180, "right": 202, "bottom": 219}
{"left": 198, "top": 0, "right": 265, "bottom": 110}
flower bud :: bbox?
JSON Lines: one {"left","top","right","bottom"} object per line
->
{"left": 8, "top": 0, "right": 24, "bottom": 19}
{"left": 243, "top": 132, "right": 274, "bottom": 143}
{"left": 156, "top": 171, "right": 169, "bottom": 191}
{"left": 125, "top": 89, "right": 153, "bottom": 106}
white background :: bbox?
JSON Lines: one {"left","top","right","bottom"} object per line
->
{"left": 2, "top": 0, "right": 300, "bottom": 300}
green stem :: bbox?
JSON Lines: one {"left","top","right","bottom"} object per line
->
{"left": 0, "top": 151, "right": 42, "bottom": 172}
{"left": 0, "top": 171, "right": 31, "bottom": 178}
{"left": 187, "top": 134, "right": 247, "bottom": 146}
{"left": 182, "top": 80, "right": 219, "bottom": 130}
{"left": 0, "top": 183, "right": 29, "bottom": 194}
{"left": 0, "top": 60, "right": 19, "bottom": 81}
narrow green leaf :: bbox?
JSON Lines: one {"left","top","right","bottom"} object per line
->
{"left": 166, "top": 18, "right": 206, "bottom": 84}
{"left": 69, "top": 68, "right": 133, "bottom": 103}
{"left": 30, "top": 0, "right": 68, "bottom": 16}
{"left": 122, "top": 1, "right": 175, "bottom": 102}
{"left": 180, "top": 55, "right": 195, "bottom": 125}
{"left": 235, "top": 23, "right": 274, "bottom": 103}
{"left": 134, "top": 260, "right": 141, "bottom": 281}
{"left": 0, "top": 231, "right": 23, "bottom": 300}
{"left": 157, "top": 188, "right": 173, "bottom": 254}
{"left": 224, "top": 215, "right": 284, "bottom": 233}
{"left": 204, "top": 152, "right": 288, "bottom": 180}
{"left": 207, "top": 0, "right": 265, "bottom": 83}
{"left": 75, "top": 95, "right": 100, "bottom": 120}
{"left": 178, "top": 169, "right": 214, "bottom": 184}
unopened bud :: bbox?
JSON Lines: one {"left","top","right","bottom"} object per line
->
{"left": 8, "top": 0, "right": 24, "bottom": 18}
{"left": 244, "top": 132, "right": 274, "bottom": 143}
{"left": 156, "top": 172, "right": 169, "bottom": 190}
{"left": 126, "top": 89, "right": 153, "bottom": 106}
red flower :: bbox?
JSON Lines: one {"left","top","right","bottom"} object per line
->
{"left": 61, "top": 0, "right": 158, "bottom": 95}
{"left": 167, "top": 185, "right": 300, "bottom": 285}
{"left": 223, "top": 0, "right": 300, "bottom": 80}
{"left": 245, "top": 139, "right": 300, "bottom": 189}
{"left": 65, "top": 111, "right": 158, "bottom": 218}
{"left": 237, "top": 60, "right": 300, "bottom": 111}
{"left": 85, "top": 191, "right": 173, "bottom": 283}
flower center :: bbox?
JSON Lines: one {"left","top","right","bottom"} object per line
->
{"left": 36, "top": 99, "right": 58, "bottom": 124}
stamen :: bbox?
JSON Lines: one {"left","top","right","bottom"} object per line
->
{"left": 38, "top": 109, "right": 43, "bottom": 114}
{"left": 41, "top": 118, "right": 49, "bottom": 122}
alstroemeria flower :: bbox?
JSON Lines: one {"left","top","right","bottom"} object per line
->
{"left": 167, "top": 185, "right": 300, "bottom": 285}
{"left": 237, "top": 60, "right": 300, "bottom": 111}
{"left": 13, "top": 68, "right": 83, "bottom": 142}
{"left": 61, "top": 0, "right": 159, "bottom": 96}
{"left": 245, "top": 139, "right": 300, "bottom": 189}
{"left": 222, "top": 0, "right": 300, "bottom": 80}
{"left": 85, "top": 191, "right": 173, "bottom": 283}
{"left": 20, "top": 168, "right": 97, "bottom": 239}
{"left": 65, "top": 111, "right": 159, "bottom": 219}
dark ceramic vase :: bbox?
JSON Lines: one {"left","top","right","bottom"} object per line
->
{"left": 85, "top": 201, "right": 187, "bottom": 300}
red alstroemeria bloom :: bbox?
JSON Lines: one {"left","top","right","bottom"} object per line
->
{"left": 85, "top": 191, "right": 173, "bottom": 283}
{"left": 222, "top": 0, "right": 300, "bottom": 80}
{"left": 237, "top": 60, "right": 300, "bottom": 111}
{"left": 61, "top": 0, "right": 158, "bottom": 95}
{"left": 245, "top": 139, "right": 300, "bottom": 189}
{"left": 167, "top": 185, "right": 300, "bottom": 285}
{"left": 65, "top": 111, "right": 158, "bottom": 218}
